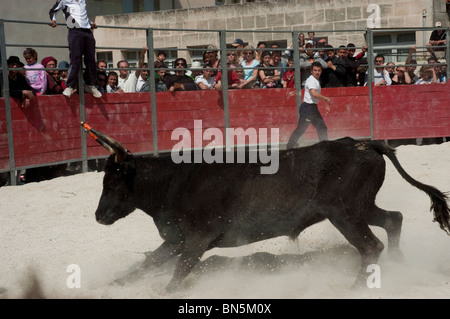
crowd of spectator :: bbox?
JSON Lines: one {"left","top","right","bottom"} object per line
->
{"left": 3, "top": 24, "right": 447, "bottom": 102}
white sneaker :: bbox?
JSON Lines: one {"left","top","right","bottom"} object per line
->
{"left": 85, "top": 85, "right": 102, "bottom": 98}
{"left": 63, "top": 87, "right": 73, "bottom": 98}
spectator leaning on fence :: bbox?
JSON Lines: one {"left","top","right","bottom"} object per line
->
{"left": 164, "top": 58, "right": 197, "bottom": 92}
{"left": 106, "top": 71, "right": 122, "bottom": 93}
{"left": 41, "top": 56, "right": 64, "bottom": 95}
{"left": 58, "top": 60, "right": 69, "bottom": 90}
{"left": 117, "top": 47, "right": 148, "bottom": 93}
{"left": 7, "top": 55, "right": 36, "bottom": 108}
{"left": 364, "top": 54, "right": 392, "bottom": 86}
{"left": 321, "top": 45, "right": 347, "bottom": 88}
{"left": 49, "top": 0, "right": 102, "bottom": 98}
{"left": 23, "top": 48, "right": 47, "bottom": 96}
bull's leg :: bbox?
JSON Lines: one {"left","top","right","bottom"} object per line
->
{"left": 328, "top": 216, "right": 384, "bottom": 288}
{"left": 367, "top": 206, "right": 404, "bottom": 261}
{"left": 114, "top": 240, "right": 182, "bottom": 285}
{"left": 165, "top": 237, "right": 210, "bottom": 293}
{"left": 141, "top": 240, "right": 183, "bottom": 268}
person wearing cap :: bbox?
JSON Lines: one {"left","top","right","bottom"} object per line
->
{"left": 7, "top": 56, "right": 36, "bottom": 108}
{"left": 49, "top": 0, "right": 102, "bottom": 98}
{"left": 206, "top": 45, "right": 220, "bottom": 77}
{"left": 427, "top": 22, "right": 447, "bottom": 57}
{"left": 58, "top": 61, "right": 70, "bottom": 89}
{"left": 299, "top": 42, "right": 327, "bottom": 88}
{"left": 189, "top": 61, "right": 203, "bottom": 80}
{"left": 41, "top": 56, "right": 64, "bottom": 95}
{"left": 232, "top": 39, "right": 245, "bottom": 63}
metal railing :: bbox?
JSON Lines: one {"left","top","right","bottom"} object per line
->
{"left": 1, "top": 19, "right": 449, "bottom": 185}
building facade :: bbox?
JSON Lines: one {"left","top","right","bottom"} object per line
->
{"left": 0, "top": 0, "right": 448, "bottom": 68}
{"left": 92, "top": 0, "right": 449, "bottom": 67}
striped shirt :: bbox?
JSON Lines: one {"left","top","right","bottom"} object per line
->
{"left": 49, "top": 0, "right": 92, "bottom": 29}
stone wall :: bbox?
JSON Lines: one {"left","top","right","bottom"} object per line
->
{"left": 94, "top": 0, "right": 438, "bottom": 64}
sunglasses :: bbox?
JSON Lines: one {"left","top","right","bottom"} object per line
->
{"left": 227, "top": 53, "right": 236, "bottom": 56}
{"left": 244, "top": 52, "right": 253, "bottom": 55}
{"left": 176, "top": 62, "right": 186, "bottom": 66}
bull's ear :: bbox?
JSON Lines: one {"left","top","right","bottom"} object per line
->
{"left": 81, "top": 122, "right": 128, "bottom": 163}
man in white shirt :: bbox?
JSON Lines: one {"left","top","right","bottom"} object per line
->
{"left": 49, "top": 0, "right": 101, "bottom": 98}
{"left": 364, "top": 54, "right": 392, "bottom": 86}
{"left": 117, "top": 47, "right": 148, "bottom": 93}
{"left": 286, "top": 62, "right": 331, "bottom": 149}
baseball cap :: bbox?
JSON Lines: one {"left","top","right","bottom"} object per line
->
{"left": 435, "top": 21, "right": 442, "bottom": 27}
{"left": 231, "top": 39, "right": 244, "bottom": 47}
{"left": 206, "top": 44, "right": 218, "bottom": 52}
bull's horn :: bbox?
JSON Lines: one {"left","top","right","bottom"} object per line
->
{"left": 81, "top": 122, "right": 128, "bottom": 162}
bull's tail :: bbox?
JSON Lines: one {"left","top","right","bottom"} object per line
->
{"left": 369, "top": 140, "right": 450, "bottom": 235}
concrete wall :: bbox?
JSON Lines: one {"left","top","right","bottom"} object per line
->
{"left": 93, "top": 0, "right": 441, "bottom": 65}
{"left": 1, "top": 0, "right": 70, "bottom": 64}
{"left": 0, "top": 0, "right": 447, "bottom": 67}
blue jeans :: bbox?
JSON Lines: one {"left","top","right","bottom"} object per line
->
{"left": 286, "top": 102, "right": 328, "bottom": 149}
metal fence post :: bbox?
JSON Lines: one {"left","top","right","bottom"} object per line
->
{"left": 446, "top": 28, "right": 449, "bottom": 80}
{"left": 367, "top": 28, "right": 375, "bottom": 140}
{"left": 292, "top": 30, "right": 301, "bottom": 120}
{"left": 219, "top": 30, "right": 230, "bottom": 150}
{"left": 0, "top": 19, "right": 17, "bottom": 185}
{"left": 147, "top": 28, "right": 159, "bottom": 156}
{"left": 78, "top": 68, "right": 88, "bottom": 172}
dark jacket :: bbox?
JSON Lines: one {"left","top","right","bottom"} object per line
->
{"left": 321, "top": 56, "right": 347, "bottom": 88}
{"left": 9, "top": 72, "right": 34, "bottom": 99}
{"left": 164, "top": 74, "right": 197, "bottom": 91}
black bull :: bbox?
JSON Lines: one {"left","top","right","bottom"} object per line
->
{"left": 83, "top": 123, "right": 450, "bottom": 292}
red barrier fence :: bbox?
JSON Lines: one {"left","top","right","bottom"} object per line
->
{"left": 0, "top": 84, "right": 449, "bottom": 172}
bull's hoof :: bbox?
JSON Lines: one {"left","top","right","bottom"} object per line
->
{"left": 165, "top": 280, "right": 180, "bottom": 293}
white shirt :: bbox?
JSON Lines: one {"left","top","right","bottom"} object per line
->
{"left": 195, "top": 75, "right": 215, "bottom": 89}
{"left": 118, "top": 72, "right": 138, "bottom": 93}
{"left": 49, "top": 0, "right": 92, "bottom": 29}
{"left": 364, "top": 68, "right": 392, "bottom": 86}
{"left": 303, "top": 75, "right": 321, "bottom": 104}
{"left": 136, "top": 75, "right": 146, "bottom": 92}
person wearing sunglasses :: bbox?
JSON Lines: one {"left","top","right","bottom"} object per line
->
{"left": 164, "top": 58, "right": 197, "bottom": 92}
{"left": 239, "top": 45, "right": 259, "bottom": 89}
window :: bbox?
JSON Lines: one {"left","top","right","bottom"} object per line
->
{"left": 373, "top": 32, "right": 415, "bottom": 63}
{"left": 188, "top": 46, "right": 209, "bottom": 65}
{"left": 153, "top": 47, "right": 177, "bottom": 68}
{"left": 123, "top": 50, "right": 140, "bottom": 67}
{"left": 122, "top": 0, "right": 160, "bottom": 13}
{"left": 96, "top": 51, "right": 113, "bottom": 68}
